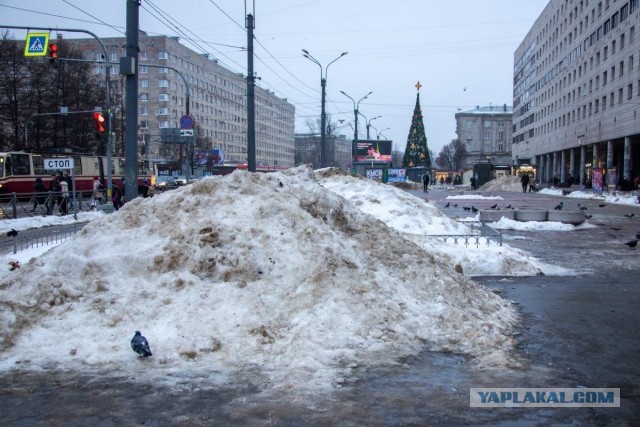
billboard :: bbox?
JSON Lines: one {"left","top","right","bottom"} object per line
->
{"left": 194, "top": 149, "right": 224, "bottom": 167}
{"left": 387, "top": 168, "right": 406, "bottom": 182}
{"left": 355, "top": 140, "right": 392, "bottom": 162}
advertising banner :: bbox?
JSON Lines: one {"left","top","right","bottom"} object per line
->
{"left": 194, "top": 149, "right": 224, "bottom": 167}
{"left": 366, "top": 168, "right": 384, "bottom": 181}
{"left": 592, "top": 168, "right": 604, "bottom": 193}
{"left": 355, "top": 140, "right": 392, "bottom": 162}
{"left": 387, "top": 168, "right": 406, "bottom": 182}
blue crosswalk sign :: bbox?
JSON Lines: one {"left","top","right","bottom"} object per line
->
{"left": 24, "top": 33, "right": 50, "bottom": 57}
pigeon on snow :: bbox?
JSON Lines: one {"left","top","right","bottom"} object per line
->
{"left": 624, "top": 213, "right": 635, "bottom": 219}
{"left": 131, "top": 331, "right": 152, "bottom": 357}
{"left": 624, "top": 240, "right": 638, "bottom": 249}
{"left": 554, "top": 202, "right": 564, "bottom": 210}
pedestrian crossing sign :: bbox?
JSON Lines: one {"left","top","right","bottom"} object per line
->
{"left": 24, "top": 33, "right": 50, "bottom": 57}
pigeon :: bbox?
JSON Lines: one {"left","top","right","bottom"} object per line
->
{"left": 453, "top": 204, "right": 458, "bottom": 208}
{"left": 598, "top": 204, "right": 606, "bottom": 207}
{"left": 6, "top": 229, "right": 18, "bottom": 237}
{"left": 490, "top": 204, "right": 498, "bottom": 209}
{"left": 624, "top": 213, "right": 635, "bottom": 219}
{"left": 584, "top": 214, "right": 593, "bottom": 219}
{"left": 554, "top": 202, "right": 564, "bottom": 210}
{"left": 131, "top": 331, "right": 152, "bottom": 357}
{"left": 624, "top": 239, "right": 638, "bottom": 249}
{"left": 444, "top": 202, "right": 450, "bottom": 208}
{"left": 471, "top": 206, "right": 478, "bottom": 213}
{"left": 506, "top": 204, "right": 513, "bottom": 209}
{"left": 463, "top": 206, "right": 471, "bottom": 211}
{"left": 579, "top": 206, "right": 587, "bottom": 211}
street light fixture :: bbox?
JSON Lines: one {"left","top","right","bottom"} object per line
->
{"left": 302, "top": 49, "right": 348, "bottom": 168}
{"left": 377, "top": 127, "right": 391, "bottom": 140}
{"left": 340, "top": 90, "right": 372, "bottom": 141}
{"left": 365, "top": 115, "right": 382, "bottom": 140}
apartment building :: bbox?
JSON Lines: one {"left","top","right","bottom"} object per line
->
{"left": 454, "top": 105, "right": 514, "bottom": 171}
{"left": 72, "top": 35, "right": 295, "bottom": 168}
{"left": 513, "top": 0, "right": 640, "bottom": 187}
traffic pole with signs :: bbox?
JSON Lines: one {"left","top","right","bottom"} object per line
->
{"left": 180, "top": 114, "right": 195, "bottom": 181}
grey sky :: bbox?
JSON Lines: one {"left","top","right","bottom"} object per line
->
{"left": 1, "top": 0, "right": 549, "bottom": 156}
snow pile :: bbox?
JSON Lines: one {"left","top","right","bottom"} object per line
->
{"left": 317, "top": 169, "right": 571, "bottom": 277}
{"left": 0, "top": 166, "right": 518, "bottom": 388}
{"left": 478, "top": 175, "right": 522, "bottom": 192}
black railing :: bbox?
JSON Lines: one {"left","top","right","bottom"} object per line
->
{"left": 427, "top": 222, "right": 502, "bottom": 247}
{"left": 1, "top": 222, "right": 89, "bottom": 255}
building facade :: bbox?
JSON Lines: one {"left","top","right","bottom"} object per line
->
{"left": 72, "top": 35, "right": 295, "bottom": 169}
{"left": 454, "top": 105, "right": 514, "bottom": 170}
{"left": 513, "top": 0, "right": 640, "bottom": 187}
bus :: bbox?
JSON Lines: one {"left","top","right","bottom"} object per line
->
{"left": 0, "top": 151, "right": 155, "bottom": 195}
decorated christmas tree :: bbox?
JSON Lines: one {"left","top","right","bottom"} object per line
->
{"left": 402, "top": 81, "right": 432, "bottom": 168}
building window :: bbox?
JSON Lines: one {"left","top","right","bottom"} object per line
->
{"left": 466, "top": 120, "right": 473, "bottom": 128}
{"left": 140, "top": 93, "right": 149, "bottom": 102}
{"left": 466, "top": 131, "right": 472, "bottom": 140}
{"left": 157, "top": 108, "right": 169, "bottom": 116}
{"left": 140, "top": 65, "right": 148, "bottom": 74}
{"left": 139, "top": 121, "right": 149, "bottom": 129}
{"left": 620, "top": 61, "right": 624, "bottom": 77}
{"left": 483, "top": 121, "right": 492, "bottom": 128}
{"left": 628, "top": 84, "right": 633, "bottom": 100}
{"left": 140, "top": 80, "right": 149, "bottom": 88}
{"left": 139, "top": 107, "right": 148, "bottom": 115}
{"left": 603, "top": 70, "right": 608, "bottom": 85}
{"left": 158, "top": 80, "right": 169, "bottom": 88}
{"left": 602, "top": 96, "right": 607, "bottom": 110}
{"left": 159, "top": 67, "right": 169, "bottom": 74}
{"left": 619, "top": 88, "right": 623, "bottom": 104}
{"left": 483, "top": 131, "right": 491, "bottom": 139}
{"left": 110, "top": 52, "right": 117, "bottom": 62}
{"left": 630, "top": 55, "right": 634, "bottom": 72}
{"left": 158, "top": 93, "right": 169, "bottom": 102}
{"left": 497, "top": 131, "right": 505, "bottom": 140}
{"left": 139, "top": 51, "right": 148, "bottom": 61}
{"left": 158, "top": 51, "right": 168, "bottom": 60}
{"left": 159, "top": 121, "right": 170, "bottom": 128}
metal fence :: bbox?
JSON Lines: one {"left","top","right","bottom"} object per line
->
{"left": 0, "top": 191, "right": 111, "bottom": 219}
{"left": 1, "top": 222, "right": 89, "bottom": 255}
{"left": 428, "top": 222, "right": 502, "bottom": 247}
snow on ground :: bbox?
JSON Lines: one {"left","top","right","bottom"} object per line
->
{"left": 446, "top": 194, "right": 504, "bottom": 200}
{"left": 317, "top": 169, "right": 573, "bottom": 277}
{"left": 478, "top": 175, "right": 522, "bottom": 192}
{"left": 0, "top": 166, "right": 519, "bottom": 390}
{"left": 487, "top": 217, "right": 597, "bottom": 232}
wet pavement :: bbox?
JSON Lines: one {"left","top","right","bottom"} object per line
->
{"left": 1, "top": 187, "right": 640, "bottom": 425}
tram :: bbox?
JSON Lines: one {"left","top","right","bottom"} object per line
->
{"left": 0, "top": 151, "right": 155, "bottom": 194}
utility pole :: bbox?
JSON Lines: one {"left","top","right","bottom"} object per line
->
{"left": 123, "top": 0, "right": 140, "bottom": 202}
{"left": 246, "top": 13, "right": 256, "bottom": 172}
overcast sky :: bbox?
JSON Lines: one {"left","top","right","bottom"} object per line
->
{"left": 1, "top": 0, "right": 549, "bottom": 155}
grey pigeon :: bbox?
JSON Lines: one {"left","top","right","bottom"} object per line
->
{"left": 624, "top": 240, "right": 638, "bottom": 249}
{"left": 471, "top": 206, "right": 478, "bottom": 213}
{"left": 131, "top": 331, "right": 152, "bottom": 357}
{"left": 624, "top": 213, "right": 635, "bottom": 219}
{"left": 554, "top": 202, "right": 563, "bottom": 210}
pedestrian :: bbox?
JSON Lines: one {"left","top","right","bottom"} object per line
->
{"left": 63, "top": 172, "right": 74, "bottom": 210}
{"left": 142, "top": 178, "right": 152, "bottom": 198}
{"left": 50, "top": 174, "right": 62, "bottom": 214}
{"left": 112, "top": 182, "right": 123, "bottom": 211}
{"left": 470, "top": 176, "right": 477, "bottom": 190}
{"left": 422, "top": 173, "right": 430, "bottom": 193}
{"left": 59, "top": 174, "right": 69, "bottom": 215}
{"left": 440, "top": 176, "right": 444, "bottom": 186}
{"left": 520, "top": 173, "right": 530, "bottom": 193}
{"left": 92, "top": 176, "right": 103, "bottom": 207}
{"left": 33, "top": 177, "right": 49, "bottom": 214}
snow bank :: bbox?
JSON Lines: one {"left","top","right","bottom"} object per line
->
{"left": 0, "top": 166, "right": 518, "bottom": 389}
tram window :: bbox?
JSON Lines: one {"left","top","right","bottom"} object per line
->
{"left": 0, "top": 157, "right": 5, "bottom": 177}
{"left": 72, "top": 156, "right": 82, "bottom": 176}
{"left": 9, "top": 153, "right": 31, "bottom": 175}
{"left": 32, "top": 155, "right": 46, "bottom": 175}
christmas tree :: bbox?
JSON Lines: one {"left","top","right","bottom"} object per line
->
{"left": 402, "top": 81, "right": 432, "bottom": 168}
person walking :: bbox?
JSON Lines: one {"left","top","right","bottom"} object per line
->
{"left": 33, "top": 177, "right": 49, "bottom": 214}
{"left": 520, "top": 173, "right": 530, "bottom": 193}
{"left": 422, "top": 173, "right": 430, "bottom": 193}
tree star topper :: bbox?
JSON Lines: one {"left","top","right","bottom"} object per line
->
{"left": 415, "top": 81, "right": 422, "bottom": 92}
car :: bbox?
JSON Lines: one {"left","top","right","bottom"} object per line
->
{"left": 155, "top": 176, "right": 177, "bottom": 190}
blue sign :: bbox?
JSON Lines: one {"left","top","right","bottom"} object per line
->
{"left": 180, "top": 114, "right": 194, "bottom": 129}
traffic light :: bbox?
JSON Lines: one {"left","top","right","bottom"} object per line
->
{"left": 93, "top": 112, "right": 106, "bottom": 135}
{"left": 48, "top": 43, "right": 58, "bottom": 61}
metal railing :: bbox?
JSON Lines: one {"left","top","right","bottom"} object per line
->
{"left": 0, "top": 191, "right": 110, "bottom": 219}
{"left": 1, "top": 222, "right": 89, "bottom": 255}
{"left": 427, "top": 222, "right": 502, "bottom": 247}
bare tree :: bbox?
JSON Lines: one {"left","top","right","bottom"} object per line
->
{"left": 436, "top": 139, "right": 467, "bottom": 170}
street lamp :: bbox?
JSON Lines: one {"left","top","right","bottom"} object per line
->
{"left": 302, "top": 49, "right": 348, "bottom": 168}
{"left": 340, "top": 90, "right": 372, "bottom": 141}
{"left": 365, "top": 115, "right": 381, "bottom": 140}
{"left": 377, "top": 127, "right": 391, "bottom": 140}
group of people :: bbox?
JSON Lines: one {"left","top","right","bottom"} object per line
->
{"left": 33, "top": 172, "right": 72, "bottom": 215}
{"left": 520, "top": 173, "right": 540, "bottom": 193}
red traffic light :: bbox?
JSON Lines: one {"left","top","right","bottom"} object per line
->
{"left": 93, "top": 112, "right": 106, "bottom": 133}
{"left": 48, "top": 43, "right": 58, "bottom": 60}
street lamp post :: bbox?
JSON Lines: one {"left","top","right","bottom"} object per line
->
{"left": 377, "top": 127, "right": 391, "bottom": 140}
{"left": 365, "top": 115, "right": 381, "bottom": 140}
{"left": 302, "top": 49, "right": 348, "bottom": 168}
{"left": 340, "top": 90, "right": 372, "bottom": 141}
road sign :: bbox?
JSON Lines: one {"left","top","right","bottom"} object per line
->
{"left": 179, "top": 114, "right": 194, "bottom": 129}
{"left": 44, "top": 158, "right": 74, "bottom": 170}
{"left": 24, "top": 33, "right": 50, "bottom": 57}
{"left": 180, "top": 129, "right": 194, "bottom": 137}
